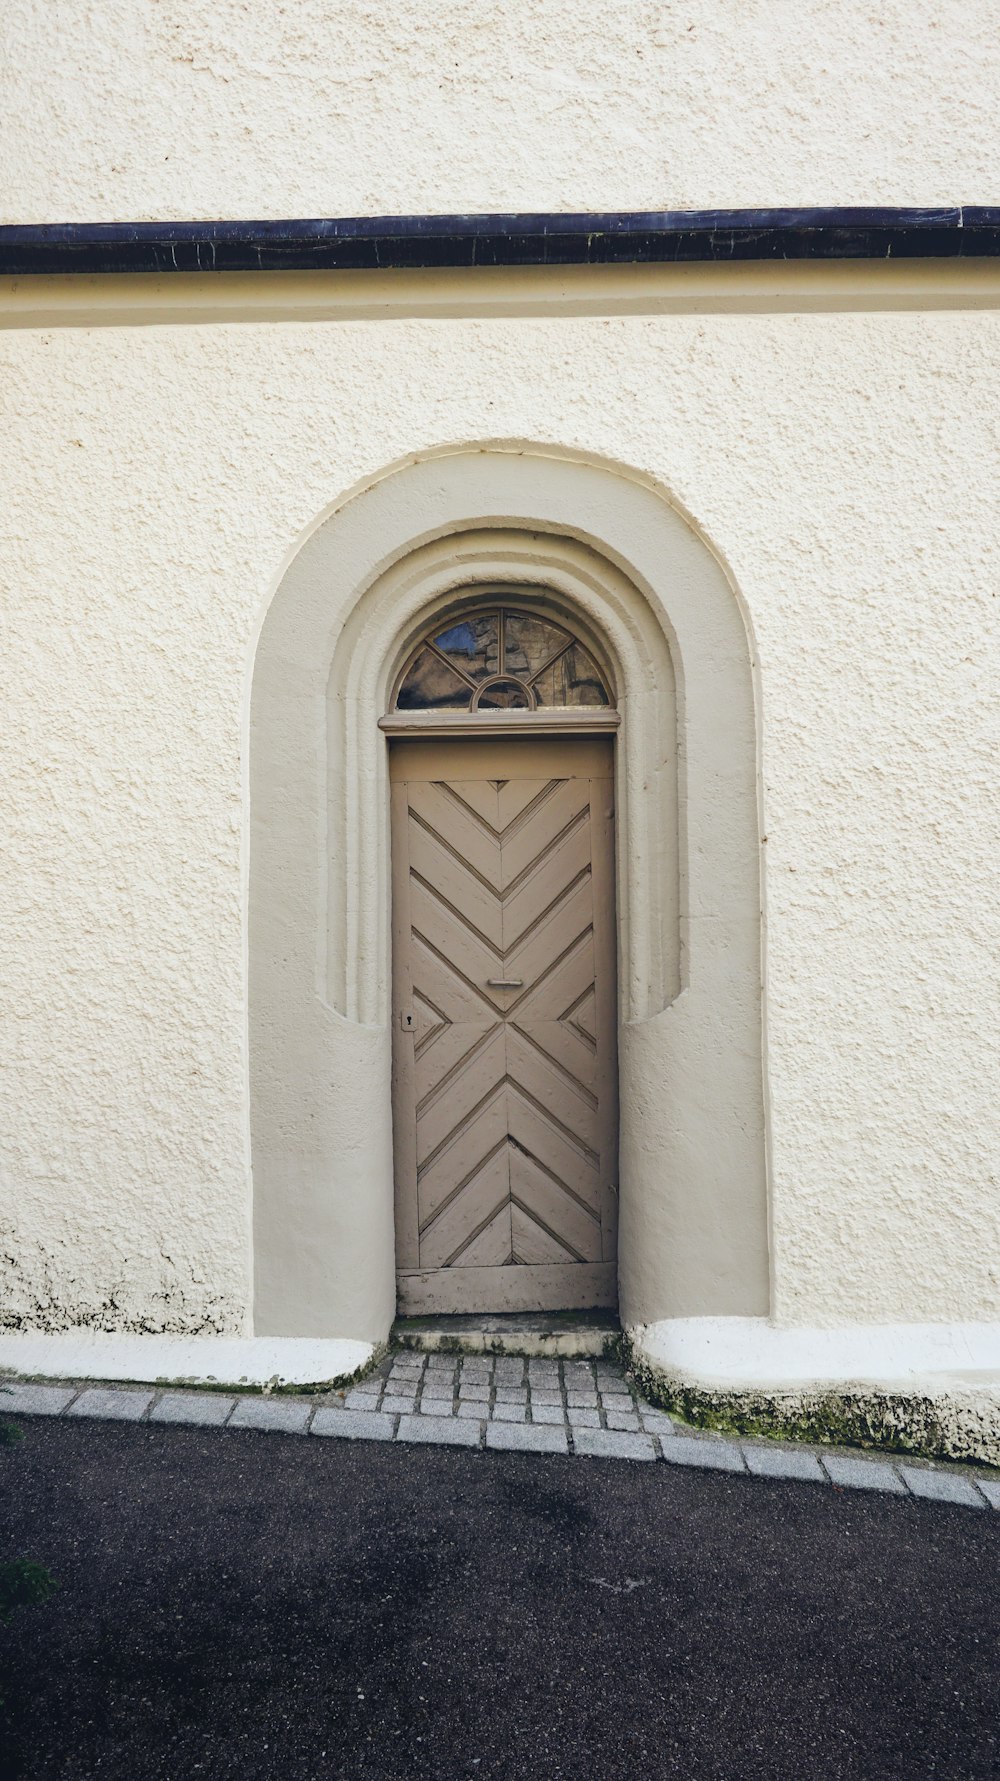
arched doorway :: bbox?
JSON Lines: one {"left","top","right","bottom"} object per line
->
{"left": 249, "top": 447, "right": 767, "bottom": 1341}
{"left": 385, "top": 599, "right": 620, "bottom": 1314}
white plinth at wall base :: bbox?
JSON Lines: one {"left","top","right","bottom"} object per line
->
{"left": 628, "top": 1318, "right": 1000, "bottom": 1391}
{"left": 0, "top": 1332, "right": 375, "bottom": 1388}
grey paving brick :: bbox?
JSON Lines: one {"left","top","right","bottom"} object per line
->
{"left": 389, "top": 1364, "right": 424, "bottom": 1382}
{"left": 900, "top": 1467, "right": 986, "bottom": 1508}
{"left": 639, "top": 1411, "right": 676, "bottom": 1435}
{"left": 149, "top": 1393, "right": 236, "bottom": 1427}
{"left": 418, "top": 1396, "right": 455, "bottom": 1416}
{"left": 823, "top": 1455, "right": 908, "bottom": 1494}
{"left": 0, "top": 1384, "right": 76, "bottom": 1417}
{"left": 311, "top": 1408, "right": 394, "bottom": 1441}
{"left": 347, "top": 1377, "right": 382, "bottom": 1396}
{"left": 459, "top": 1359, "right": 492, "bottom": 1378}
{"left": 493, "top": 1358, "right": 526, "bottom": 1380}
{"left": 491, "top": 1403, "right": 527, "bottom": 1423}
{"left": 381, "top": 1394, "right": 417, "bottom": 1414}
{"left": 397, "top": 1414, "right": 481, "bottom": 1447}
{"left": 456, "top": 1403, "right": 487, "bottom": 1421}
{"left": 573, "top": 1428, "right": 657, "bottom": 1462}
{"left": 660, "top": 1435, "right": 745, "bottom": 1473}
{"left": 487, "top": 1422, "right": 569, "bottom": 1456}
{"left": 345, "top": 1387, "right": 382, "bottom": 1409}
{"left": 563, "top": 1365, "right": 594, "bottom": 1382}
{"left": 566, "top": 1391, "right": 599, "bottom": 1409}
{"left": 458, "top": 1383, "right": 490, "bottom": 1402}
{"left": 420, "top": 1381, "right": 455, "bottom": 1401}
{"left": 529, "top": 1388, "right": 563, "bottom": 1407}
{"left": 389, "top": 1356, "right": 424, "bottom": 1372}
{"left": 599, "top": 1393, "right": 635, "bottom": 1413}
{"left": 493, "top": 1386, "right": 527, "bottom": 1404}
{"left": 568, "top": 1409, "right": 601, "bottom": 1429}
{"left": 426, "top": 1354, "right": 457, "bottom": 1371}
{"left": 977, "top": 1478, "right": 1000, "bottom": 1509}
{"left": 228, "top": 1398, "right": 312, "bottom": 1435}
{"left": 605, "top": 1411, "right": 641, "bottom": 1433}
{"left": 530, "top": 1403, "right": 566, "bottom": 1425}
{"left": 67, "top": 1388, "right": 153, "bottom": 1422}
{"left": 742, "top": 1444, "right": 826, "bottom": 1484}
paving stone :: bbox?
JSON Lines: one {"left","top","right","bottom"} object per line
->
{"left": 900, "top": 1467, "right": 986, "bottom": 1508}
{"left": 573, "top": 1428, "right": 656, "bottom": 1462}
{"left": 493, "top": 1358, "right": 526, "bottom": 1380}
{"left": 823, "top": 1455, "right": 908, "bottom": 1494}
{"left": 566, "top": 1391, "right": 599, "bottom": 1409}
{"left": 228, "top": 1398, "right": 311, "bottom": 1435}
{"left": 459, "top": 1359, "right": 492, "bottom": 1377}
{"left": 493, "top": 1386, "right": 528, "bottom": 1404}
{"left": 0, "top": 1384, "right": 76, "bottom": 1417}
{"left": 389, "top": 1355, "right": 424, "bottom": 1371}
{"left": 660, "top": 1435, "right": 745, "bottom": 1473}
{"left": 149, "top": 1393, "right": 236, "bottom": 1427}
{"left": 456, "top": 1403, "right": 487, "bottom": 1420}
{"left": 977, "top": 1478, "right": 1000, "bottom": 1509}
{"left": 605, "top": 1411, "right": 641, "bottom": 1433}
{"left": 530, "top": 1404, "right": 566, "bottom": 1425}
{"left": 491, "top": 1403, "right": 527, "bottom": 1423}
{"left": 420, "top": 1381, "right": 455, "bottom": 1400}
{"left": 563, "top": 1365, "right": 594, "bottom": 1382}
{"left": 599, "top": 1393, "right": 635, "bottom": 1413}
{"left": 426, "top": 1354, "right": 458, "bottom": 1371}
{"left": 419, "top": 1396, "right": 455, "bottom": 1416}
{"left": 67, "top": 1389, "right": 153, "bottom": 1422}
{"left": 742, "top": 1445, "right": 826, "bottom": 1484}
{"left": 487, "top": 1422, "right": 569, "bottom": 1456}
{"left": 311, "top": 1408, "right": 393, "bottom": 1441}
{"left": 381, "top": 1395, "right": 418, "bottom": 1414}
{"left": 347, "top": 1377, "right": 382, "bottom": 1396}
{"left": 568, "top": 1409, "right": 601, "bottom": 1429}
{"left": 529, "top": 1389, "right": 563, "bottom": 1407}
{"left": 639, "top": 1411, "right": 676, "bottom": 1435}
{"left": 397, "top": 1414, "right": 481, "bottom": 1447}
{"left": 458, "top": 1383, "right": 490, "bottom": 1402}
{"left": 345, "top": 1387, "right": 382, "bottom": 1409}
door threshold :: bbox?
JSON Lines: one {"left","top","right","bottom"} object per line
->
{"left": 391, "top": 1310, "right": 621, "bottom": 1359}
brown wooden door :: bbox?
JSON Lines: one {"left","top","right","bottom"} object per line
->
{"left": 390, "top": 736, "right": 618, "bottom": 1314}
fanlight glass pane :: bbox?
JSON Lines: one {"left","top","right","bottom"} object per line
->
{"left": 433, "top": 614, "right": 499, "bottom": 682}
{"left": 476, "top": 677, "right": 532, "bottom": 710}
{"left": 532, "top": 644, "right": 610, "bottom": 707}
{"left": 504, "top": 613, "right": 570, "bottom": 681}
{"left": 396, "top": 647, "right": 472, "bottom": 710}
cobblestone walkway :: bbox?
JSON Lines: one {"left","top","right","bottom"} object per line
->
{"left": 3, "top": 1352, "right": 999, "bottom": 1509}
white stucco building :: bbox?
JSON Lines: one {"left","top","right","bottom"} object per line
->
{"left": 1, "top": 3, "right": 998, "bottom": 1456}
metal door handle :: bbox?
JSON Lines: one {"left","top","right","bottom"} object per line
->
{"left": 487, "top": 978, "right": 523, "bottom": 988}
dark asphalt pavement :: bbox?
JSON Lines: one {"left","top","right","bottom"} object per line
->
{"left": 1, "top": 1418, "right": 997, "bottom": 1781}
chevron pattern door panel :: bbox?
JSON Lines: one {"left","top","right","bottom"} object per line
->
{"left": 391, "top": 737, "right": 618, "bottom": 1315}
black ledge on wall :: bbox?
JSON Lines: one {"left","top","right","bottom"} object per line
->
{"left": 1, "top": 207, "right": 1000, "bottom": 276}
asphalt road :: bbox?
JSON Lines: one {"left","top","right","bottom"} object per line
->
{"left": 1, "top": 1418, "right": 997, "bottom": 1781}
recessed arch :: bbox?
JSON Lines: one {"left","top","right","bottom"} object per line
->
{"left": 250, "top": 447, "right": 768, "bottom": 1340}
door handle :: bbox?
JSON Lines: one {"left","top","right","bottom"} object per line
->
{"left": 487, "top": 978, "right": 523, "bottom": 989}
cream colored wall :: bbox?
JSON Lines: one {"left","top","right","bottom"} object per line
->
{"left": 1, "top": 0, "right": 998, "bottom": 219}
{"left": 2, "top": 274, "right": 999, "bottom": 1335}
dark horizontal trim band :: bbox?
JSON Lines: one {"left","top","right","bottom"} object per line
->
{"left": 2, "top": 208, "right": 1000, "bottom": 276}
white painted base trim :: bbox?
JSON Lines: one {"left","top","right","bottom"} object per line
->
{"left": 628, "top": 1318, "right": 1000, "bottom": 1390}
{"left": 0, "top": 1332, "right": 374, "bottom": 1388}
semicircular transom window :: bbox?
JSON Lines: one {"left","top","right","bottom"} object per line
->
{"left": 395, "top": 607, "right": 612, "bottom": 712}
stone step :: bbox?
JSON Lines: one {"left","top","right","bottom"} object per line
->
{"left": 391, "top": 1310, "right": 620, "bottom": 1359}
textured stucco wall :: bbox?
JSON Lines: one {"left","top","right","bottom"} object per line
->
{"left": 1, "top": 296, "right": 998, "bottom": 1333}
{"left": 1, "top": 0, "right": 999, "bottom": 221}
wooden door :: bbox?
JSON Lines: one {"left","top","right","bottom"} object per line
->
{"left": 390, "top": 736, "right": 618, "bottom": 1314}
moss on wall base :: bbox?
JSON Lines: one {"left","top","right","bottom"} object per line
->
{"left": 622, "top": 1337, "right": 1000, "bottom": 1468}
